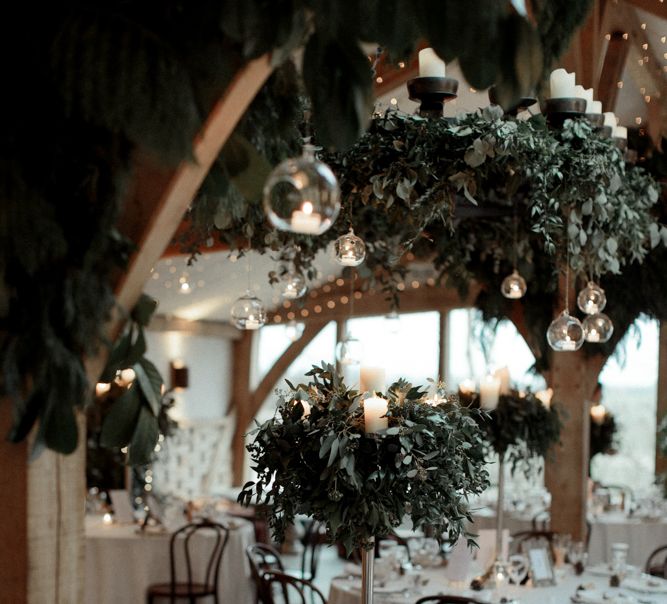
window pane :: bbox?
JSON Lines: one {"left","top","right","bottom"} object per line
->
{"left": 591, "top": 316, "right": 659, "bottom": 492}
{"left": 346, "top": 311, "right": 440, "bottom": 386}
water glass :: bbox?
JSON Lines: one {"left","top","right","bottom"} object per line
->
{"left": 506, "top": 553, "right": 530, "bottom": 585}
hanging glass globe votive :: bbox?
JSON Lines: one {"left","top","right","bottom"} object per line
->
{"left": 547, "top": 310, "right": 585, "bottom": 351}
{"left": 583, "top": 313, "right": 614, "bottom": 343}
{"left": 577, "top": 281, "right": 607, "bottom": 314}
{"left": 278, "top": 270, "right": 307, "bottom": 300}
{"left": 335, "top": 335, "right": 363, "bottom": 366}
{"left": 334, "top": 228, "right": 366, "bottom": 267}
{"left": 230, "top": 291, "right": 266, "bottom": 330}
{"left": 263, "top": 143, "right": 341, "bottom": 235}
{"left": 284, "top": 320, "right": 305, "bottom": 343}
{"left": 500, "top": 269, "right": 528, "bottom": 299}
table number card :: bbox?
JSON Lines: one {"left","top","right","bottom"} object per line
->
{"left": 109, "top": 489, "right": 135, "bottom": 524}
{"left": 527, "top": 546, "right": 556, "bottom": 586}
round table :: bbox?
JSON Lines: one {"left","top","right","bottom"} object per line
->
{"left": 85, "top": 515, "right": 255, "bottom": 604}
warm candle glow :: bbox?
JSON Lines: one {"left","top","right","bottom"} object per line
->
{"left": 360, "top": 366, "right": 386, "bottom": 393}
{"left": 291, "top": 203, "right": 322, "bottom": 234}
{"left": 535, "top": 388, "right": 554, "bottom": 409}
{"left": 103, "top": 512, "right": 113, "bottom": 525}
{"left": 590, "top": 403, "right": 606, "bottom": 424}
{"left": 418, "top": 48, "right": 446, "bottom": 78}
{"left": 364, "top": 396, "right": 388, "bottom": 433}
{"left": 96, "top": 382, "right": 111, "bottom": 396}
{"left": 479, "top": 375, "right": 501, "bottom": 410}
{"left": 458, "top": 379, "right": 476, "bottom": 395}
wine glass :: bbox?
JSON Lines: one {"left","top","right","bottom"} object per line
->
{"left": 506, "top": 553, "right": 530, "bottom": 585}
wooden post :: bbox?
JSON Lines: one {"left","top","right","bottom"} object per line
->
{"left": 656, "top": 322, "right": 667, "bottom": 476}
{"left": 230, "top": 332, "right": 254, "bottom": 486}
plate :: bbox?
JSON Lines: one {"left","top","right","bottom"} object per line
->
{"left": 571, "top": 590, "right": 638, "bottom": 604}
{"left": 587, "top": 563, "right": 638, "bottom": 577}
{"left": 623, "top": 576, "right": 667, "bottom": 594}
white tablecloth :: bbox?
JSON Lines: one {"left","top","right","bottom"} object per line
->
{"left": 588, "top": 513, "right": 667, "bottom": 567}
{"left": 328, "top": 567, "right": 667, "bottom": 604}
{"left": 85, "top": 516, "right": 255, "bottom": 604}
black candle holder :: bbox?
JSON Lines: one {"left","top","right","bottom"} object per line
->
{"left": 585, "top": 113, "right": 604, "bottom": 127}
{"left": 543, "top": 98, "right": 586, "bottom": 128}
{"left": 407, "top": 76, "right": 458, "bottom": 118}
{"left": 614, "top": 137, "right": 627, "bottom": 152}
{"left": 598, "top": 125, "right": 613, "bottom": 139}
{"left": 488, "top": 86, "right": 537, "bottom": 117}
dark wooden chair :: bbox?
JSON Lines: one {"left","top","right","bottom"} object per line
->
{"left": 246, "top": 543, "right": 286, "bottom": 604}
{"left": 645, "top": 544, "right": 667, "bottom": 578}
{"left": 258, "top": 570, "right": 327, "bottom": 604}
{"left": 146, "top": 520, "right": 230, "bottom": 603}
{"left": 415, "top": 596, "right": 486, "bottom": 604}
{"left": 511, "top": 530, "right": 558, "bottom": 562}
{"left": 298, "top": 520, "right": 327, "bottom": 582}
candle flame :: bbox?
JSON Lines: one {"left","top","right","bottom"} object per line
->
{"left": 302, "top": 201, "right": 313, "bottom": 215}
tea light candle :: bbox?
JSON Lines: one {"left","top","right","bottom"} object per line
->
{"left": 339, "top": 251, "right": 359, "bottom": 267}
{"left": 561, "top": 337, "right": 577, "bottom": 351}
{"left": 418, "top": 48, "right": 446, "bottom": 78}
{"left": 493, "top": 366, "right": 511, "bottom": 395}
{"left": 535, "top": 388, "right": 554, "bottom": 409}
{"left": 290, "top": 202, "right": 322, "bottom": 234}
{"left": 360, "top": 366, "right": 386, "bottom": 393}
{"left": 613, "top": 125, "right": 627, "bottom": 139}
{"left": 549, "top": 69, "right": 576, "bottom": 98}
{"left": 245, "top": 317, "right": 261, "bottom": 330}
{"left": 587, "top": 327, "right": 601, "bottom": 342}
{"left": 603, "top": 112, "right": 617, "bottom": 128}
{"left": 103, "top": 512, "right": 113, "bottom": 526}
{"left": 479, "top": 375, "right": 501, "bottom": 410}
{"left": 589, "top": 100, "right": 602, "bottom": 114}
{"left": 364, "top": 396, "right": 389, "bottom": 433}
{"left": 590, "top": 403, "right": 606, "bottom": 424}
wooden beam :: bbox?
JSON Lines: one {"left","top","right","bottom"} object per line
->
{"left": 560, "top": 0, "right": 605, "bottom": 89}
{"left": 229, "top": 332, "right": 253, "bottom": 484}
{"left": 623, "top": 0, "right": 667, "bottom": 19}
{"left": 148, "top": 314, "right": 241, "bottom": 340}
{"left": 598, "top": 31, "right": 631, "bottom": 111}
{"left": 656, "top": 321, "right": 667, "bottom": 476}
{"left": 113, "top": 54, "right": 273, "bottom": 334}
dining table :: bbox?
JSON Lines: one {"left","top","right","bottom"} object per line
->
{"left": 85, "top": 514, "right": 255, "bottom": 604}
{"left": 328, "top": 564, "right": 667, "bottom": 604}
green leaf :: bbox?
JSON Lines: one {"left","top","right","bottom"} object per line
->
{"left": 100, "top": 387, "right": 142, "bottom": 447}
{"left": 42, "top": 396, "right": 79, "bottom": 455}
{"left": 131, "top": 294, "right": 158, "bottom": 327}
{"left": 134, "top": 358, "right": 163, "bottom": 416}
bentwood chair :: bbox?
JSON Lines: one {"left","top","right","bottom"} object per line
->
{"left": 511, "top": 530, "right": 558, "bottom": 560}
{"left": 146, "top": 520, "right": 229, "bottom": 603}
{"left": 415, "top": 596, "right": 486, "bottom": 604}
{"left": 246, "top": 543, "right": 286, "bottom": 604}
{"left": 299, "top": 520, "right": 327, "bottom": 582}
{"left": 645, "top": 544, "right": 667, "bottom": 578}
{"left": 258, "top": 570, "right": 327, "bottom": 604}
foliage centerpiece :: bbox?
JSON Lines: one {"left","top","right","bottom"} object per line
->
{"left": 239, "top": 364, "right": 490, "bottom": 553}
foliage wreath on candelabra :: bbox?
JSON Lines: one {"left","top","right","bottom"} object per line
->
{"left": 238, "top": 364, "right": 490, "bottom": 554}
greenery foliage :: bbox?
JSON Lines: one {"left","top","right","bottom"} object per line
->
{"left": 589, "top": 412, "right": 618, "bottom": 461}
{"left": 239, "top": 364, "right": 489, "bottom": 553}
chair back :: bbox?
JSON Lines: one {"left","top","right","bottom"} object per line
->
{"left": 415, "top": 596, "right": 486, "bottom": 604}
{"left": 300, "top": 520, "right": 327, "bottom": 581}
{"left": 168, "top": 520, "right": 230, "bottom": 597}
{"left": 511, "top": 530, "right": 557, "bottom": 561}
{"left": 645, "top": 544, "right": 667, "bottom": 578}
{"left": 246, "top": 543, "right": 285, "bottom": 604}
{"left": 531, "top": 509, "right": 550, "bottom": 531}
{"left": 259, "top": 570, "right": 326, "bottom": 604}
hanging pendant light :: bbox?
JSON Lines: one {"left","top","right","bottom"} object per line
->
{"left": 335, "top": 335, "right": 363, "bottom": 366}
{"left": 334, "top": 228, "right": 366, "bottom": 267}
{"left": 547, "top": 310, "right": 585, "bottom": 351}
{"left": 500, "top": 269, "right": 527, "bottom": 299}
{"left": 278, "top": 270, "right": 307, "bottom": 300}
{"left": 263, "top": 142, "right": 341, "bottom": 235}
{"left": 577, "top": 281, "right": 607, "bottom": 314}
{"left": 284, "top": 320, "right": 305, "bottom": 342}
{"left": 230, "top": 291, "right": 266, "bottom": 330}
{"left": 583, "top": 313, "right": 614, "bottom": 343}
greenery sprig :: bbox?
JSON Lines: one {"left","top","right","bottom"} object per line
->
{"left": 239, "top": 364, "right": 489, "bottom": 553}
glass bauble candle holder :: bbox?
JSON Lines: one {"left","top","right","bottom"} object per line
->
{"left": 278, "top": 271, "right": 307, "bottom": 300}
{"left": 577, "top": 281, "right": 607, "bottom": 314}
{"left": 284, "top": 320, "right": 305, "bottom": 342}
{"left": 501, "top": 270, "right": 528, "bottom": 299}
{"left": 583, "top": 313, "right": 614, "bottom": 343}
{"left": 230, "top": 291, "right": 266, "bottom": 330}
{"left": 334, "top": 228, "right": 366, "bottom": 267}
{"left": 335, "top": 335, "right": 363, "bottom": 366}
{"left": 547, "top": 310, "right": 585, "bottom": 351}
{"left": 263, "top": 144, "right": 341, "bottom": 235}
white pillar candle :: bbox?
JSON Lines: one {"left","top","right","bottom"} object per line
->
{"left": 603, "top": 112, "right": 617, "bottom": 128}
{"left": 418, "top": 48, "right": 446, "bottom": 78}
{"left": 458, "top": 379, "right": 476, "bottom": 395}
{"left": 480, "top": 375, "right": 501, "bottom": 410}
{"left": 589, "top": 100, "right": 602, "bottom": 114}
{"left": 549, "top": 69, "right": 576, "bottom": 98}
{"left": 343, "top": 364, "right": 360, "bottom": 390}
{"left": 290, "top": 201, "right": 322, "bottom": 234}
{"left": 493, "top": 366, "right": 511, "bottom": 395}
{"left": 364, "top": 396, "right": 389, "bottom": 433}
{"left": 360, "top": 366, "right": 386, "bottom": 393}
{"left": 573, "top": 85, "right": 587, "bottom": 100}
{"left": 590, "top": 403, "right": 606, "bottom": 424}
{"left": 613, "top": 125, "right": 627, "bottom": 139}
{"left": 535, "top": 388, "right": 554, "bottom": 409}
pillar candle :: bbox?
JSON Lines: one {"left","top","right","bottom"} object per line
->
{"left": 364, "top": 396, "right": 389, "bottom": 433}
{"left": 360, "top": 366, "right": 386, "bottom": 393}
{"left": 418, "top": 48, "right": 446, "bottom": 78}
{"left": 549, "top": 69, "right": 576, "bottom": 98}
{"left": 493, "top": 366, "right": 511, "bottom": 395}
{"left": 589, "top": 100, "right": 602, "bottom": 114}
{"left": 603, "top": 112, "right": 617, "bottom": 128}
{"left": 480, "top": 375, "right": 501, "bottom": 410}
{"left": 613, "top": 125, "right": 627, "bottom": 139}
